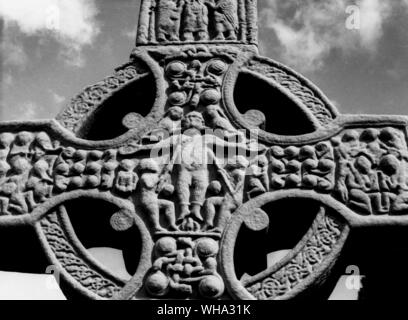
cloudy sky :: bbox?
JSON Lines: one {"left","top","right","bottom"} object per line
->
{"left": 1, "top": 0, "right": 408, "bottom": 122}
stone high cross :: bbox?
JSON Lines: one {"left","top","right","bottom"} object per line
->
{"left": 1, "top": 0, "right": 408, "bottom": 300}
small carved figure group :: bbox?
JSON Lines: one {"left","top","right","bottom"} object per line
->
{"left": 0, "top": 132, "right": 60, "bottom": 215}
{"left": 333, "top": 128, "right": 408, "bottom": 215}
{"left": 155, "top": 0, "right": 238, "bottom": 42}
{"left": 142, "top": 110, "right": 264, "bottom": 231}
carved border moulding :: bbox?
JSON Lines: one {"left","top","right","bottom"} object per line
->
{"left": 1, "top": 0, "right": 408, "bottom": 300}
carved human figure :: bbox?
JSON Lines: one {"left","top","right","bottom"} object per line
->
{"left": 53, "top": 147, "right": 75, "bottom": 193}
{"left": 360, "top": 128, "right": 386, "bottom": 159}
{"left": 145, "top": 107, "right": 184, "bottom": 142}
{"left": 378, "top": 155, "right": 400, "bottom": 192}
{"left": 204, "top": 156, "right": 248, "bottom": 232}
{"left": 7, "top": 134, "right": 33, "bottom": 200}
{"left": 300, "top": 145, "right": 318, "bottom": 188}
{"left": 202, "top": 180, "right": 223, "bottom": 230}
{"left": 26, "top": 159, "right": 53, "bottom": 206}
{"left": 0, "top": 133, "right": 14, "bottom": 161}
{"left": 100, "top": 150, "right": 118, "bottom": 190}
{"left": 115, "top": 159, "right": 138, "bottom": 194}
{"left": 31, "top": 132, "right": 61, "bottom": 182}
{"left": 171, "top": 112, "right": 250, "bottom": 223}
{"left": 313, "top": 142, "right": 335, "bottom": 191}
{"left": 53, "top": 162, "right": 70, "bottom": 193}
{"left": 160, "top": 106, "right": 184, "bottom": 134}
{"left": 9, "top": 132, "right": 34, "bottom": 159}
{"left": 0, "top": 160, "right": 12, "bottom": 215}
{"left": 182, "top": 0, "right": 209, "bottom": 41}
{"left": 270, "top": 146, "right": 286, "bottom": 189}
{"left": 283, "top": 146, "right": 301, "bottom": 188}
{"left": 379, "top": 127, "right": 408, "bottom": 160}
{"left": 377, "top": 154, "right": 402, "bottom": 213}
{"left": 131, "top": 111, "right": 261, "bottom": 227}
{"left": 172, "top": 112, "right": 210, "bottom": 222}
{"left": 137, "top": 158, "right": 178, "bottom": 232}
{"left": 84, "top": 151, "right": 103, "bottom": 188}
{"left": 156, "top": 0, "right": 185, "bottom": 42}
{"left": 335, "top": 130, "right": 361, "bottom": 161}
{"left": 205, "top": 0, "right": 238, "bottom": 40}
{"left": 246, "top": 155, "right": 269, "bottom": 199}
{"left": 69, "top": 150, "right": 87, "bottom": 189}
{"left": 6, "top": 156, "right": 31, "bottom": 214}
{"left": 344, "top": 155, "right": 383, "bottom": 215}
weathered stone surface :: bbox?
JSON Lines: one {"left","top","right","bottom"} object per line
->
{"left": 1, "top": 0, "right": 408, "bottom": 300}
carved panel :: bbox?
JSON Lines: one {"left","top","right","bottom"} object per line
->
{"left": 145, "top": 236, "right": 224, "bottom": 298}
{"left": 137, "top": 0, "right": 258, "bottom": 45}
{"left": 333, "top": 127, "right": 408, "bottom": 216}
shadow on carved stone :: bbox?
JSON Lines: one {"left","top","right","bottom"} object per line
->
{"left": 79, "top": 74, "right": 157, "bottom": 141}
{"left": 234, "top": 198, "right": 319, "bottom": 280}
{"left": 64, "top": 198, "right": 142, "bottom": 280}
{"left": 233, "top": 72, "right": 316, "bottom": 135}
{"left": 0, "top": 225, "right": 48, "bottom": 274}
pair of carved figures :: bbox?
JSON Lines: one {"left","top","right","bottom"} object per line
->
{"left": 155, "top": 0, "right": 238, "bottom": 42}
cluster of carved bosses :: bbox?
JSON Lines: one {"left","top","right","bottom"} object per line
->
{"left": 145, "top": 236, "right": 224, "bottom": 299}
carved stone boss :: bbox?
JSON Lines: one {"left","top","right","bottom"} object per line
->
{"left": 1, "top": 0, "right": 408, "bottom": 300}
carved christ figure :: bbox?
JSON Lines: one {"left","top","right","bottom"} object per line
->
{"left": 133, "top": 111, "right": 263, "bottom": 224}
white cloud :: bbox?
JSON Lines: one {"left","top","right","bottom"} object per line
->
{"left": 122, "top": 29, "right": 136, "bottom": 40}
{"left": 50, "top": 91, "right": 66, "bottom": 106}
{"left": 0, "top": 37, "right": 28, "bottom": 69}
{"left": 260, "top": 0, "right": 400, "bottom": 72}
{"left": 0, "top": 0, "right": 100, "bottom": 67}
{"left": 359, "top": 0, "right": 392, "bottom": 51}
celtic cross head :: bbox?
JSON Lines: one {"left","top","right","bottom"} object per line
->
{"left": 1, "top": 0, "right": 408, "bottom": 300}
